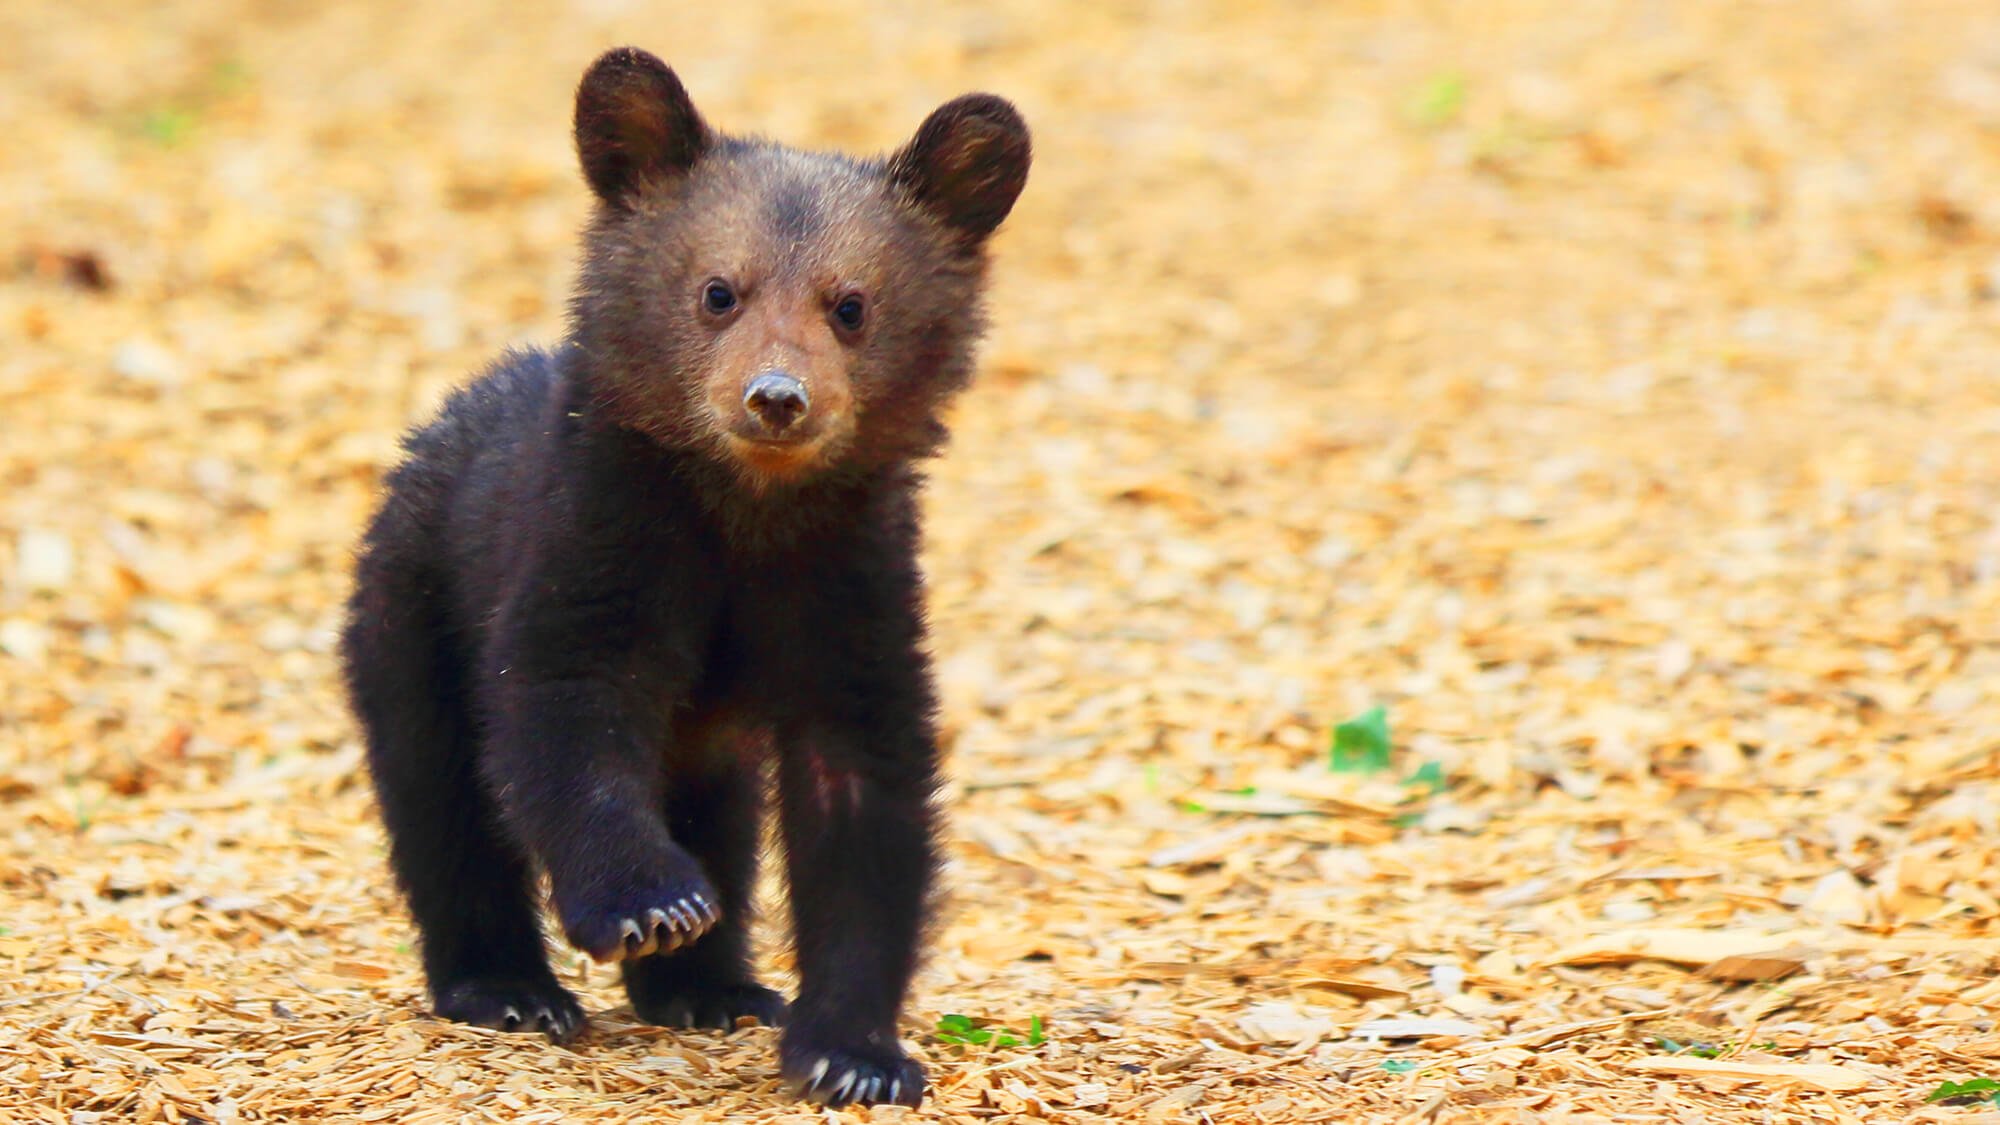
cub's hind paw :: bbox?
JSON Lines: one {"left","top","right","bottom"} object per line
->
{"left": 434, "top": 978, "right": 586, "bottom": 1043}
{"left": 631, "top": 981, "right": 788, "bottom": 1031}
{"left": 561, "top": 879, "right": 722, "bottom": 963}
{"left": 780, "top": 1040, "right": 925, "bottom": 1108}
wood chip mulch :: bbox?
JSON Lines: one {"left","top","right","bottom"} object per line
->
{"left": 5, "top": 1, "right": 2000, "bottom": 1121}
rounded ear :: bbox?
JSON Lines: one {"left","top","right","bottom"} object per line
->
{"left": 889, "top": 94, "right": 1031, "bottom": 243}
{"left": 574, "top": 47, "right": 710, "bottom": 208}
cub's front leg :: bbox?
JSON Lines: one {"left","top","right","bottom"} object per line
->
{"left": 479, "top": 602, "right": 723, "bottom": 965}
{"left": 775, "top": 723, "right": 940, "bottom": 1107}
{"left": 761, "top": 573, "right": 943, "bottom": 1108}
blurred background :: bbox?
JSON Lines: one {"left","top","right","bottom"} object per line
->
{"left": 5, "top": 1, "right": 2000, "bottom": 1120}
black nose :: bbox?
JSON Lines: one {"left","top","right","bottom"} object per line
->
{"left": 744, "top": 372, "right": 810, "bottom": 434}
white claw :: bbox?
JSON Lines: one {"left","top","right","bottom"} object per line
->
{"left": 808, "top": 1058, "right": 830, "bottom": 1087}
{"left": 503, "top": 1006, "right": 521, "bottom": 1024}
{"left": 619, "top": 917, "right": 643, "bottom": 943}
{"left": 831, "top": 1070, "right": 857, "bottom": 1103}
{"left": 861, "top": 1077, "right": 881, "bottom": 1104}
{"left": 646, "top": 907, "right": 670, "bottom": 933}
{"left": 889, "top": 1079, "right": 902, "bottom": 1104}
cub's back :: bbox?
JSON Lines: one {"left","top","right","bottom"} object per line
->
{"left": 364, "top": 347, "right": 565, "bottom": 620}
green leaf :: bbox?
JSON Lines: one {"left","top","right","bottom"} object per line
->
{"left": 1408, "top": 72, "right": 1467, "bottom": 128}
{"left": 1930, "top": 1078, "right": 2000, "bottom": 1104}
{"left": 935, "top": 1013, "right": 1044, "bottom": 1050}
{"left": 1225, "top": 785, "right": 1257, "bottom": 796}
{"left": 1177, "top": 798, "right": 1208, "bottom": 814}
{"left": 1331, "top": 706, "right": 1392, "bottom": 774}
{"left": 1403, "top": 760, "right": 1446, "bottom": 795}
{"left": 1379, "top": 1059, "right": 1420, "bottom": 1074}
{"left": 138, "top": 106, "right": 198, "bottom": 146}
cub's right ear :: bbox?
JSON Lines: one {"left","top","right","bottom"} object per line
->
{"left": 574, "top": 47, "right": 710, "bottom": 208}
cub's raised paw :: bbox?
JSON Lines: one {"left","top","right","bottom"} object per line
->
{"left": 780, "top": 1039, "right": 925, "bottom": 1108}
{"left": 560, "top": 878, "right": 722, "bottom": 963}
{"left": 434, "top": 977, "right": 586, "bottom": 1043}
{"left": 630, "top": 980, "right": 789, "bottom": 1030}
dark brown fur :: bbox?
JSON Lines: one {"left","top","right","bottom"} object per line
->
{"left": 340, "top": 47, "right": 1028, "bottom": 1109}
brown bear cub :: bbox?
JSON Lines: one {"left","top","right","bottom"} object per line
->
{"left": 339, "top": 47, "right": 1029, "bottom": 1108}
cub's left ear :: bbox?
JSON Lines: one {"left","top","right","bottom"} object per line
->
{"left": 574, "top": 47, "right": 710, "bottom": 208}
{"left": 890, "top": 94, "right": 1031, "bottom": 244}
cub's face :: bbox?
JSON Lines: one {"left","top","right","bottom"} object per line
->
{"left": 567, "top": 49, "right": 1031, "bottom": 489}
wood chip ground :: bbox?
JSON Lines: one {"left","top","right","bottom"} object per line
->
{"left": 5, "top": 1, "right": 2000, "bottom": 1121}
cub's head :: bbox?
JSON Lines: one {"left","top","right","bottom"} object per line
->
{"left": 567, "top": 47, "right": 1031, "bottom": 489}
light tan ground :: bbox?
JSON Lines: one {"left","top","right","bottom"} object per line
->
{"left": 5, "top": 1, "right": 2000, "bottom": 1121}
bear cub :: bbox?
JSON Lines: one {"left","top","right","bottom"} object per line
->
{"left": 340, "top": 47, "right": 1029, "bottom": 1108}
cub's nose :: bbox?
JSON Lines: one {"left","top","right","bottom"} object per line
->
{"left": 743, "top": 372, "right": 810, "bottom": 435}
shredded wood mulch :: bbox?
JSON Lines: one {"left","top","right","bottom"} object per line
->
{"left": 6, "top": 1, "right": 2000, "bottom": 1121}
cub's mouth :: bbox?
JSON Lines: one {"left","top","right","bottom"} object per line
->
{"left": 722, "top": 431, "right": 829, "bottom": 481}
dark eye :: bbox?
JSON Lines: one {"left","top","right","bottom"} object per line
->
{"left": 832, "top": 294, "right": 866, "bottom": 332}
{"left": 702, "top": 280, "right": 737, "bottom": 316}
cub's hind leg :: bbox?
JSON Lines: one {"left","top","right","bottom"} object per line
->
{"left": 623, "top": 729, "right": 787, "bottom": 1030}
{"left": 343, "top": 543, "right": 584, "bottom": 1041}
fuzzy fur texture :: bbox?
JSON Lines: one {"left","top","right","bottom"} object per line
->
{"left": 340, "top": 47, "right": 1029, "bottom": 1109}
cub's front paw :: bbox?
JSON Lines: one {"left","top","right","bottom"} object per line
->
{"left": 780, "top": 1032, "right": 925, "bottom": 1107}
{"left": 434, "top": 977, "right": 587, "bottom": 1042}
{"left": 558, "top": 877, "right": 722, "bottom": 963}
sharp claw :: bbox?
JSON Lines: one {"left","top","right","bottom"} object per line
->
{"left": 861, "top": 1076, "right": 881, "bottom": 1104}
{"left": 619, "top": 917, "right": 643, "bottom": 945}
{"left": 503, "top": 1005, "right": 521, "bottom": 1027}
{"left": 808, "top": 1058, "right": 830, "bottom": 1088}
{"left": 889, "top": 1078, "right": 902, "bottom": 1105}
